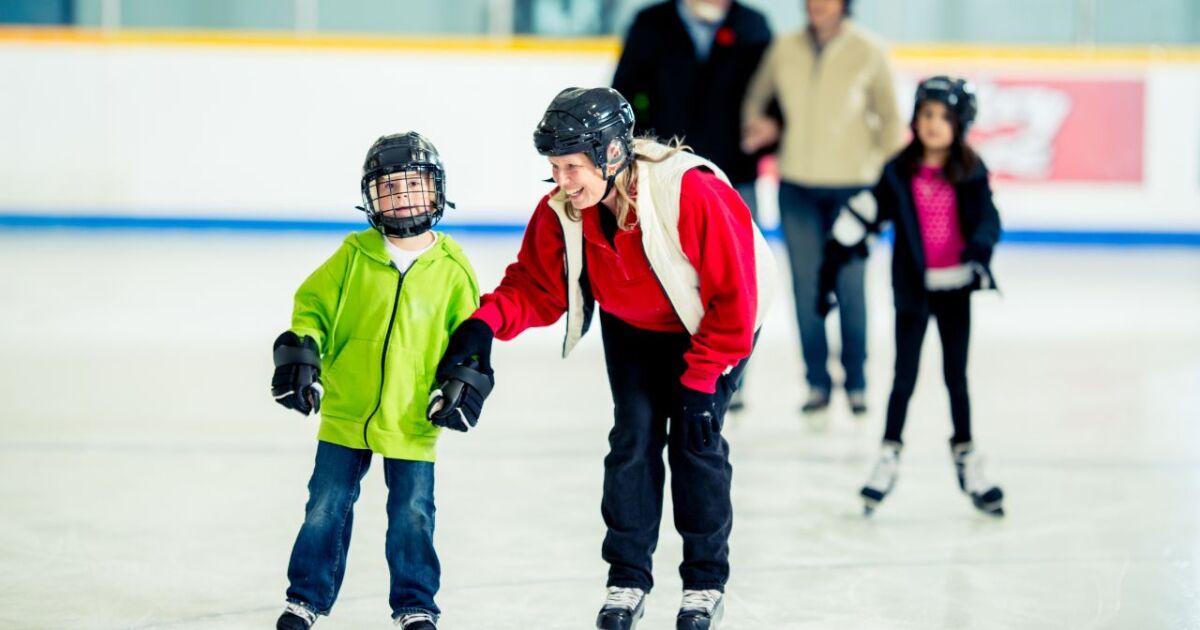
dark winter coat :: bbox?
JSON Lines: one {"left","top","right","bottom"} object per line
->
{"left": 612, "top": 1, "right": 771, "bottom": 185}
{"left": 873, "top": 156, "right": 1003, "bottom": 313}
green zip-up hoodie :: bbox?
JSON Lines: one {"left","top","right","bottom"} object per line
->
{"left": 289, "top": 229, "right": 479, "bottom": 462}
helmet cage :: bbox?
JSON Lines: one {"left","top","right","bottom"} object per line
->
{"left": 359, "top": 133, "right": 447, "bottom": 239}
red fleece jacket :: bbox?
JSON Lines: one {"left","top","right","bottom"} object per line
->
{"left": 473, "top": 169, "right": 757, "bottom": 393}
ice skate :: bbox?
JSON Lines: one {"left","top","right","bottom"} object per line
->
{"left": 277, "top": 603, "right": 317, "bottom": 630}
{"left": 394, "top": 611, "right": 437, "bottom": 629}
{"left": 952, "top": 441, "right": 1005, "bottom": 517}
{"left": 800, "top": 387, "right": 830, "bottom": 414}
{"left": 801, "top": 388, "right": 831, "bottom": 431}
{"left": 847, "top": 389, "right": 868, "bottom": 416}
{"left": 676, "top": 589, "right": 724, "bottom": 630}
{"left": 596, "top": 586, "right": 646, "bottom": 630}
{"left": 860, "top": 441, "right": 902, "bottom": 515}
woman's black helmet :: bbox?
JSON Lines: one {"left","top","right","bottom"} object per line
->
{"left": 533, "top": 87, "right": 635, "bottom": 177}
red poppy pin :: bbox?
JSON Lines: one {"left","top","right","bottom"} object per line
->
{"left": 715, "top": 27, "right": 735, "bottom": 47}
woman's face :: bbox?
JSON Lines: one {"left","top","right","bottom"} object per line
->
{"left": 914, "top": 101, "right": 956, "bottom": 153}
{"left": 548, "top": 152, "right": 609, "bottom": 208}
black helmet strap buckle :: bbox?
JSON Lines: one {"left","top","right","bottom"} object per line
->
{"left": 599, "top": 148, "right": 632, "bottom": 203}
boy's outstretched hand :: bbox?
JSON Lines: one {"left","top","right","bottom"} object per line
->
{"left": 271, "top": 331, "right": 323, "bottom": 416}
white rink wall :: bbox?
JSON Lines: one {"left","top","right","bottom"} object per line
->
{"left": 1, "top": 32, "right": 1198, "bottom": 235}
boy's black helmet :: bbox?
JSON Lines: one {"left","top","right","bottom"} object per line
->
{"left": 533, "top": 87, "right": 635, "bottom": 176}
{"left": 359, "top": 131, "right": 451, "bottom": 238}
{"left": 913, "top": 75, "right": 978, "bottom": 135}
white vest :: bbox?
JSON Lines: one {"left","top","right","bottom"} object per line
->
{"left": 547, "top": 140, "right": 777, "bottom": 357}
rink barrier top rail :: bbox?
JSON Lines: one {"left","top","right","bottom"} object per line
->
{"left": 2, "top": 26, "right": 1200, "bottom": 63}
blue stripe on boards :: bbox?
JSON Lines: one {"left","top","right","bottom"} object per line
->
{"left": 1, "top": 213, "right": 1198, "bottom": 246}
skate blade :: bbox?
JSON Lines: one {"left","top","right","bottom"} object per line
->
{"left": 970, "top": 497, "right": 1004, "bottom": 517}
{"left": 598, "top": 606, "right": 643, "bottom": 630}
{"left": 970, "top": 489, "right": 1005, "bottom": 517}
{"left": 676, "top": 604, "right": 723, "bottom": 630}
{"left": 861, "top": 493, "right": 882, "bottom": 516}
{"left": 980, "top": 505, "right": 1005, "bottom": 517}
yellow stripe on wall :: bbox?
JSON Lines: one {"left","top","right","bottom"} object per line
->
{"left": 0, "top": 26, "right": 618, "bottom": 56}
{"left": 1, "top": 26, "right": 1198, "bottom": 64}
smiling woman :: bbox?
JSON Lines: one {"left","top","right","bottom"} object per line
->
{"left": 433, "top": 85, "right": 778, "bottom": 629}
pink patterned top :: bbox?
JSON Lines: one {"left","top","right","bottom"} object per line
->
{"left": 911, "top": 164, "right": 966, "bottom": 269}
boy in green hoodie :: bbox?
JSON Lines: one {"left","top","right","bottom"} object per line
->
{"left": 270, "top": 132, "right": 488, "bottom": 630}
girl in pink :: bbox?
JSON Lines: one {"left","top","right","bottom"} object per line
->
{"left": 840, "top": 76, "right": 1004, "bottom": 516}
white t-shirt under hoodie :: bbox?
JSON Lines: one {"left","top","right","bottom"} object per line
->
{"left": 384, "top": 232, "right": 438, "bottom": 273}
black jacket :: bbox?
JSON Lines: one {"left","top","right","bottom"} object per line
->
{"left": 874, "top": 156, "right": 1003, "bottom": 313}
{"left": 612, "top": 1, "right": 771, "bottom": 185}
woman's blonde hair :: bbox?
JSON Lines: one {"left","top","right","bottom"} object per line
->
{"left": 565, "top": 135, "right": 691, "bottom": 230}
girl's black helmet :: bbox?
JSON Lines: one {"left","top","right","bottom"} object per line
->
{"left": 913, "top": 76, "right": 979, "bottom": 135}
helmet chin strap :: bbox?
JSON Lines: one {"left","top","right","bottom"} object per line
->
{"left": 599, "top": 155, "right": 631, "bottom": 203}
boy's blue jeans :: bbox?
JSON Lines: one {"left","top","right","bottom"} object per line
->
{"left": 285, "top": 440, "right": 440, "bottom": 620}
{"left": 778, "top": 181, "right": 869, "bottom": 393}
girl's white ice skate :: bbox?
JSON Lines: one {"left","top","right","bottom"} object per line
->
{"left": 952, "top": 441, "right": 1005, "bottom": 516}
{"left": 860, "top": 441, "right": 902, "bottom": 515}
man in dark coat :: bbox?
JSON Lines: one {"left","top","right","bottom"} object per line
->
{"left": 612, "top": 0, "right": 772, "bottom": 214}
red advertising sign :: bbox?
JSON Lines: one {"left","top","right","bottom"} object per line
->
{"left": 966, "top": 78, "right": 1144, "bottom": 183}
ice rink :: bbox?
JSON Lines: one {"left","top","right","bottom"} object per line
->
{"left": 1, "top": 230, "right": 1197, "bottom": 629}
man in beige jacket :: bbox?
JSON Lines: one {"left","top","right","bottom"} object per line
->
{"left": 742, "top": 0, "right": 902, "bottom": 416}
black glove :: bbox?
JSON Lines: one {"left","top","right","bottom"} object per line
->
{"left": 271, "top": 331, "right": 322, "bottom": 416}
{"left": 960, "top": 241, "right": 993, "bottom": 266}
{"left": 679, "top": 385, "right": 722, "bottom": 453}
{"left": 436, "top": 319, "right": 494, "bottom": 381}
{"left": 816, "top": 240, "right": 862, "bottom": 318}
{"left": 427, "top": 359, "right": 495, "bottom": 432}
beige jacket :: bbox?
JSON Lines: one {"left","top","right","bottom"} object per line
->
{"left": 742, "top": 20, "right": 903, "bottom": 187}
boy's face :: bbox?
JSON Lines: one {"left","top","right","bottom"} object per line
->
{"left": 372, "top": 170, "right": 436, "bottom": 217}
{"left": 914, "top": 101, "right": 955, "bottom": 152}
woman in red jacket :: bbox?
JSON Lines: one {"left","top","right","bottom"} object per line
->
{"left": 436, "top": 87, "right": 775, "bottom": 630}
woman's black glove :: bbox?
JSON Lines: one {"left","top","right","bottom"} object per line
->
{"left": 427, "top": 359, "right": 494, "bottom": 432}
{"left": 679, "top": 385, "right": 723, "bottom": 453}
{"left": 436, "top": 319, "right": 494, "bottom": 381}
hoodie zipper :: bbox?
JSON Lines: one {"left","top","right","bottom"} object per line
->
{"left": 362, "top": 265, "right": 404, "bottom": 450}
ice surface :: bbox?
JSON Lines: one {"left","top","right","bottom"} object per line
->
{"left": 0, "top": 231, "right": 1197, "bottom": 629}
